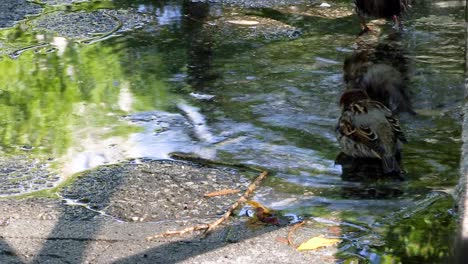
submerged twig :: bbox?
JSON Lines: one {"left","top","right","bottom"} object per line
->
{"left": 169, "top": 152, "right": 265, "bottom": 173}
{"left": 146, "top": 171, "right": 269, "bottom": 241}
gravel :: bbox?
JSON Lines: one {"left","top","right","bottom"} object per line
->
{"left": 59, "top": 159, "right": 251, "bottom": 223}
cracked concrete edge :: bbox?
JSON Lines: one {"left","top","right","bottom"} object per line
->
{"left": 454, "top": 2, "right": 468, "bottom": 260}
{"left": 455, "top": 107, "right": 468, "bottom": 260}
{"left": 455, "top": 100, "right": 468, "bottom": 250}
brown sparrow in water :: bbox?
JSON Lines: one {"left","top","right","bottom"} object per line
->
{"left": 336, "top": 89, "right": 406, "bottom": 174}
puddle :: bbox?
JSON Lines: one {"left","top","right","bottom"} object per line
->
{"left": 0, "top": 0, "right": 462, "bottom": 262}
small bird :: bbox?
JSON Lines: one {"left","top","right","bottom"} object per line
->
{"left": 336, "top": 89, "right": 406, "bottom": 174}
{"left": 355, "top": 0, "right": 411, "bottom": 34}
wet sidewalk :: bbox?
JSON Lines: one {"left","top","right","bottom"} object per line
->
{"left": 0, "top": 0, "right": 464, "bottom": 263}
{"left": 0, "top": 214, "right": 335, "bottom": 263}
{"left": 0, "top": 160, "right": 337, "bottom": 264}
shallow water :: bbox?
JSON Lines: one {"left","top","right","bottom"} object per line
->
{"left": 0, "top": 0, "right": 464, "bottom": 262}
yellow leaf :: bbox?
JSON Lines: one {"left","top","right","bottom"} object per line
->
{"left": 297, "top": 237, "right": 341, "bottom": 251}
{"left": 246, "top": 200, "right": 272, "bottom": 214}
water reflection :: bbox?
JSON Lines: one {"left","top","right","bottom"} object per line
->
{"left": 0, "top": 0, "right": 463, "bottom": 262}
{"left": 182, "top": 1, "right": 220, "bottom": 91}
{"left": 155, "top": 4, "right": 183, "bottom": 26}
{"left": 343, "top": 33, "right": 413, "bottom": 114}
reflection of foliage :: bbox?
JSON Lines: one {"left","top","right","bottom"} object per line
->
{"left": 378, "top": 198, "right": 456, "bottom": 263}
{"left": 0, "top": 52, "right": 76, "bottom": 155}
{"left": 0, "top": 28, "right": 179, "bottom": 156}
{"left": 336, "top": 194, "right": 456, "bottom": 263}
{"left": 404, "top": 116, "right": 461, "bottom": 188}
{"left": 0, "top": 27, "right": 39, "bottom": 47}
{"left": 111, "top": 31, "right": 184, "bottom": 110}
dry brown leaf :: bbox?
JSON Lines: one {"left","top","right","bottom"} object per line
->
{"left": 204, "top": 189, "right": 240, "bottom": 197}
{"left": 327, "top": 226, "right": 341, "bottom": 236}
{"left": 297, "top": 237, "right": 341, "bottom": 251}
{"left": 275, "top": 237, "right": 290, "bottom": 244}
{"left": 245, "top": 200, "right": 280, "bottom": 225}
{"left": 255, "top": 207, "right": 280, "bottom": 225}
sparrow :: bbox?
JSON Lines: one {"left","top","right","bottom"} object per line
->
{"left": 355, "top": 0, "right": 411, "bottom": 34}
{"left": 336, "top": 89, "right": 406, "bottom": 174}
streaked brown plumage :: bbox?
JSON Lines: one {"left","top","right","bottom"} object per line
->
{"left": 336, "top": 89, "right": 406, "bottom": 174}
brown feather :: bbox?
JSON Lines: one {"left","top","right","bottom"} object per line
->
{"left": 338, "top": 117, "right": 385, "bottom": 158}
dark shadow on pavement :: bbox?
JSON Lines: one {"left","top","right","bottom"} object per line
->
{"left": 112, "top": 223, "right": 284, "bottom": 264}
{"left": 0, "top": 238, "right": 25, "bottom": 264}
{"left": 28, "top": 164, "right": 131, "bottom": 263}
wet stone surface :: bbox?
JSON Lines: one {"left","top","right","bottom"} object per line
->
{"left": 59, "top": 159, "right": 250, "bottom": 222}
{"left": 37, "top": 0, "right": 90, "bottom": 5}
{"left": 210, "top": 15, "right": 301, "bottom": 41}
{"left": 190, "top": 0, "right": 319, "bottom": 8}
{"left": 0, "top": 0, "right": 42, "bottom": 28}
{"left": 275, "top": 3, "right": 354, "bottom": 19}
{"left": 30, "top": 9, "right": 155, "bottom": 39}
{"left": 0, "top": 156, "right": 60, "bottom": 197}
{"left": 31, "top": 11, "right": 118, "bottom": 39}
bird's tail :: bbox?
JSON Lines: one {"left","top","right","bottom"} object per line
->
{"left": 381, "top": 156, "right": 401, "bottom": 174}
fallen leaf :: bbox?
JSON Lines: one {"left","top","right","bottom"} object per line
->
{"left": 204, "top": 189, "right": 240, "bottom": 197}
{"left": 297, "top": 237, "right": 341, "bottom": 251}
{"left": 227, "top": 20, "right": 259, "bottom": 25}
{"left": 327, "top": 226, "right": 341, "bottom": 236}
{"left": 255, "top": 207, "right": 280, "bottom": 225}
{"left": 246, "top": 201, "right": 280, "bottom": 225}
{"left": 246, "top": 200, "right": 272, "bottom": 214}
{"left": 275, "top": 237, "right": 289, "bottom": 244}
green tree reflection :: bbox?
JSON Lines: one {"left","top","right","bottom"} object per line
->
{"left": 0, "top": 29, "right": 180, "bottom": 157}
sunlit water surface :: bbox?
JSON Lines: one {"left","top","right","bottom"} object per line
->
{"left": 0, "top": 0, "right": 464, "bottom": 262}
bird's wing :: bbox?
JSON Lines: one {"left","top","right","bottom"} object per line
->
{"left": 386, "top": 116, "right": 407, "bottom": 143}
{"left": 368, "top": 100, "right": 393, "bottom": 115}
{"left": 355, "top": 100, "right": 407, "bottom": 143}
{"left": 369, "top": 101, "right": 407, "bottom": 143}
{"left": 337, "top": 116, "right": 385, "bottom": 158}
